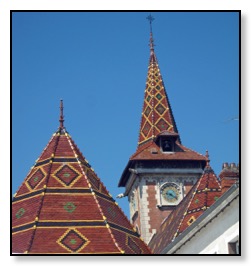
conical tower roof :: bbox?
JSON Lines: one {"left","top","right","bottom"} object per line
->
{"left": 138, "top": 20, "right": 180, "bottom": 147}
{"left": 12, "top": 101, "right": 151, "bottom": 254}
{"left": 148, "top": 154, "right": 222, "bottom": 254}
{"left": 118, "top": 18, "right": 207, "bottom": 188}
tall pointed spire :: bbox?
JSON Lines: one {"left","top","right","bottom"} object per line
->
{"left": 137, "top": 16, "right": 180, "bottom": 146}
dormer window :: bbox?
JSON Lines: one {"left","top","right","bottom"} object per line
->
{"left": 154, "top": 132, "right": 181, "bottom": 153}
{"left": 161, "top": 138, "right": 173, "bottom": 152}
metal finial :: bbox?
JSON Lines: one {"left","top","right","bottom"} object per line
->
{"left": 146, "top": 14, "right": 155, "bottom": 33}
{"left": 146, "top": 14, "right": 155, "bottom": 51}
{"left": 59, "top": 99, "right": 64, "bottom": 129}
{"left": 205, "top": 150, "right": 210, "bottom": 167}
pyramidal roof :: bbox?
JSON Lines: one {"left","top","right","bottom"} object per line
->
{"left": 148, "top": 156, "right": 222, "bottom": 254}
{"left": 138, "top": 24, "right": 180, "bottom": 147}
{"left": 12, "top": 101, "right": 151, "bottom": 254}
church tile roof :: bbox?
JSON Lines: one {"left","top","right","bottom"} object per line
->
{"left": 12, "top": 101, "right": 151, "bottom": 254}
{"left": 137, "top": 30, "right": 180, "bottom": 147}
{"left": 130, "top": 140, "right": 207, "bottom": 161}
{"left": 118, "top": 19, "right": 207, "bottom": 188}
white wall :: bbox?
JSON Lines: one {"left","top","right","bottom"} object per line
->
{"left": 174, "top": 196, "right": 239, "bottom": 254}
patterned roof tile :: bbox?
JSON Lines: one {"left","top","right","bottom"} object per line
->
{"left": 12, "top": 102, "right": 151, "bottom": 254}
{"left": 148, "top": 164, "right": 222, "bottom": 254}
{"left": 137, "top": 31, "right": 180, "bottom": 147}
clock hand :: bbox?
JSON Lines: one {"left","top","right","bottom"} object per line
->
{"left": 167, "top": 190, "right": 178, "bottom": 199}
{"left": 167, "top": 191, "right": 175, "bottom": 198}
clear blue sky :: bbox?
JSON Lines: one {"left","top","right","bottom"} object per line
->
{"left": 12, "top": 11, "right": 239, "bottom": 218}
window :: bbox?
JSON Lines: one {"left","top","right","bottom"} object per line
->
{"left": 161, "top": 139, "right": 173, "bottom": 152}
{"left": 228, "top": 240, "right": 239, "bottom": 254}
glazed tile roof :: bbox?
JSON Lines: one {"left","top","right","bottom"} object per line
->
{"left": 12, "top": 102, "right": 151, "bottom": 254}
{"left": 118, "top": 28, "right": 207, "bottom": 188}
{"left": 130, "top": 140, "right": 207, "bottom": 161}
{"left": 137, "top": 30, "right": 180, "bottom": 147}
{"left": 148, "top": 163, "right": 222, "bottom": 254}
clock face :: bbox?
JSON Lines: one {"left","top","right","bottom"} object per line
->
{"left": 161, "top": 183, "right": 180, "bottom": 203}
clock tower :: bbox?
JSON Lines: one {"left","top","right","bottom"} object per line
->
{"left": 118, "top": 16, "right": 207, "bottom": 243}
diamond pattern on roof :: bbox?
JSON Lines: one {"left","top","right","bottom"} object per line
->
{"left": 156, "top": 93, "right": 162, "bottom": 100}
{"left": 156, "top": 103, "right": 165, "bottom": 115}
{"left": 145, "top": 106, "right": 151, "bottom": 117}
{"left": 57, "top": 229, "right": 89, "bottom": 253}
{"left": 15, "top": 208, "right": 25, "bottom": 219}
{"left": 53, "top": 165, "right": 80, "bottom": 187}
{"left": 12, "top": 127, "right": 151, "bottom": 254}
{"left": 137, "top": 46, "right": 180, "bottom": 146}
{"left": 156, "top": 118, "right": 168, "bottom": 131}
{"left": 63, "top": 202, "right": 76, "bottom": 213}
{"left": 27, "top": 168, "right": 45, "bottom": 190}
{"left": 142, "top": 121, "right": 151, "bottom": 137}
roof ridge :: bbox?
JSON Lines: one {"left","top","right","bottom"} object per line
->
{"left": 66, "top": 135, "right": 150, "bottom": 253}
{"left": 64, "top": 133, "right": 124, "bottom": 254}
{"left": 205, "top": 165, "right": 222, "bottom": 190}
{"left": 130, "top": 140, "right": 154, "bottom": 159}
{"left": 171, "top": 177, "right": 202, "bottom": 241}
{"left": 148, "top": 164, "right": 222, "bottom": 253}
{"left": 178, "top": 143, "right": 207, "bottom": 159}
{"left": 13, "top": 104, "right": 151, "bottom": 254}
{"left": 26, "top": 132, "right": 61, "bottom": 253}
{"left": 13, "top": 133, "right": 57, "bottom": 198}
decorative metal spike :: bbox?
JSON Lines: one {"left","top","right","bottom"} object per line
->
{"left": 59, "top": 99, "right": 64, "bottom": 129}
{"left": 146, "top": 14, "right": 155, "bottom": 51}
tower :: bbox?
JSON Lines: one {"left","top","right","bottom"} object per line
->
{"left": 118, "top": 16, "right": 207, "bottom": 243}
{"left": 12, "top": 101, "right": 151, "bottom": 254}
{"left": 148, "top": 157, "right": 222, "bottom": 253}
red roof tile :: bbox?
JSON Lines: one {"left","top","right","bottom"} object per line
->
{"left": 148, "top": 164, "right": 222, "bottom": 254}
{"left": 137, "top": 31, "right": 180, "bottom": 146}
{"left": 12, "top": 104, "right": 151, "bottom": 254}
{"left": 130, "top": 140, "right": 207, "bottom": 161}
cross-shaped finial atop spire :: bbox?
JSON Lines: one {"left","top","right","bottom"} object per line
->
{"left": 146, "top": 14, "right": 155, "bottom": 33}
{"left": 146, "top": 14, "right": 155, "bottom": 51}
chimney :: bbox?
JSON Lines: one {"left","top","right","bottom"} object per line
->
{"left": 219, "top": 162, "right": 239, "bottom": 193}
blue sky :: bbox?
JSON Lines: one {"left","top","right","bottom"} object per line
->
{"left": 12, "top": 11, "right": 239, "bottom": 218}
